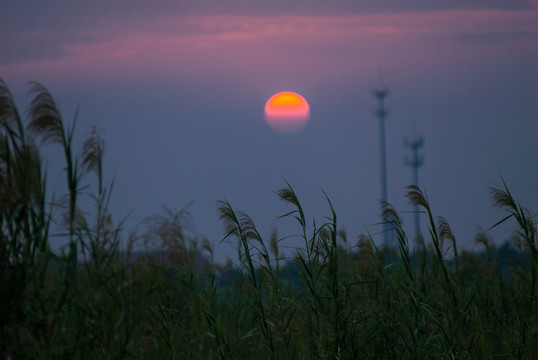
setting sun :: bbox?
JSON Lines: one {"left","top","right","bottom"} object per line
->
{"left": 264, "top": 91, "right": 310, "bottom": 133}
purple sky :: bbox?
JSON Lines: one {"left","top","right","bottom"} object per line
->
{"left": 2, "top": 1, "right": 537, "bottom": 262}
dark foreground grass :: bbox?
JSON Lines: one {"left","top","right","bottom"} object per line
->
{"left": 1, "top": 79, "right": 537, "bottom": 359}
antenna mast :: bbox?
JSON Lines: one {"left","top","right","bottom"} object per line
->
{"left": 372, "top": 86, "right": 390, "bottom": 246}
{"left": 404, "top": 136, "right": 424, "bottom": 240}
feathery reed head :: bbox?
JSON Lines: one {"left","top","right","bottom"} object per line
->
{"left": 26, "top": 82, "right": 64, "bottom": 145}
{"left": 380, "top": 199, "right": 399, "bottom": 222}
{"left": 81, "top": 126, "right": 104, "bottom": 175}
{"left": 269, "top": 227, "right": 279, "bottom": 258}
{"left": 238, "top": 210, "right": 262, "bottom": 241}
{"left": 358, "top": 234, "right": 374, "bottom": 259}
{"left": 276, "top": 186, "right": 300, "bottom": 209}
{"left": 437, "top": 216, "right": 453, "bottom": 240}
{"left": 217, "top": 199, "right": 240, "bottom": 239}
{"left": 405, "top": 185, "right": 430, "bottom": 211}
{"left": 142, "top": 205, "right": 193, "bottom": 266}
{"left": 436, "top": 216, "right": 454, "bottom": 251}
{"left": 474, "top": 229, "right": 492, "bottom": 250}
{"left": 0, "top": 78, "right": 19, "bottom": 129}
{"left": 489, "top": 185, "right": 516, "bottom": 211}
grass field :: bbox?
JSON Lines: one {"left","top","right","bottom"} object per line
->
{"left": 1, "top": 79, "right": 537, "bottom": 359}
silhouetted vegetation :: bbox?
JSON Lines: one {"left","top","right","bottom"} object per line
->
{"left": 1, "top": 79, "right": 537, "bottom": 359}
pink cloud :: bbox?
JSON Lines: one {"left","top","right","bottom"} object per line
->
{"left": 2, "top": 8, "right": 536, "bottom": 88}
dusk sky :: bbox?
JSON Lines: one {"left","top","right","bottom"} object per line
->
{"left": 2, "top": 1, "right": 537, "bottom": 262}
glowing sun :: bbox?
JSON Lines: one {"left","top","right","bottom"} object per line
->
{"left": 264, "top": 91, "right": 310, "bottom": 133}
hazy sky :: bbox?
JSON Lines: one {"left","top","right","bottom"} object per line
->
{"left": 2, "top": 0, "right": 537, "bottom": 262}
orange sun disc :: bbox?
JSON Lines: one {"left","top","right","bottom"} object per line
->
{"left": 264, "top": 91, "right": 310, "bottom": 133}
